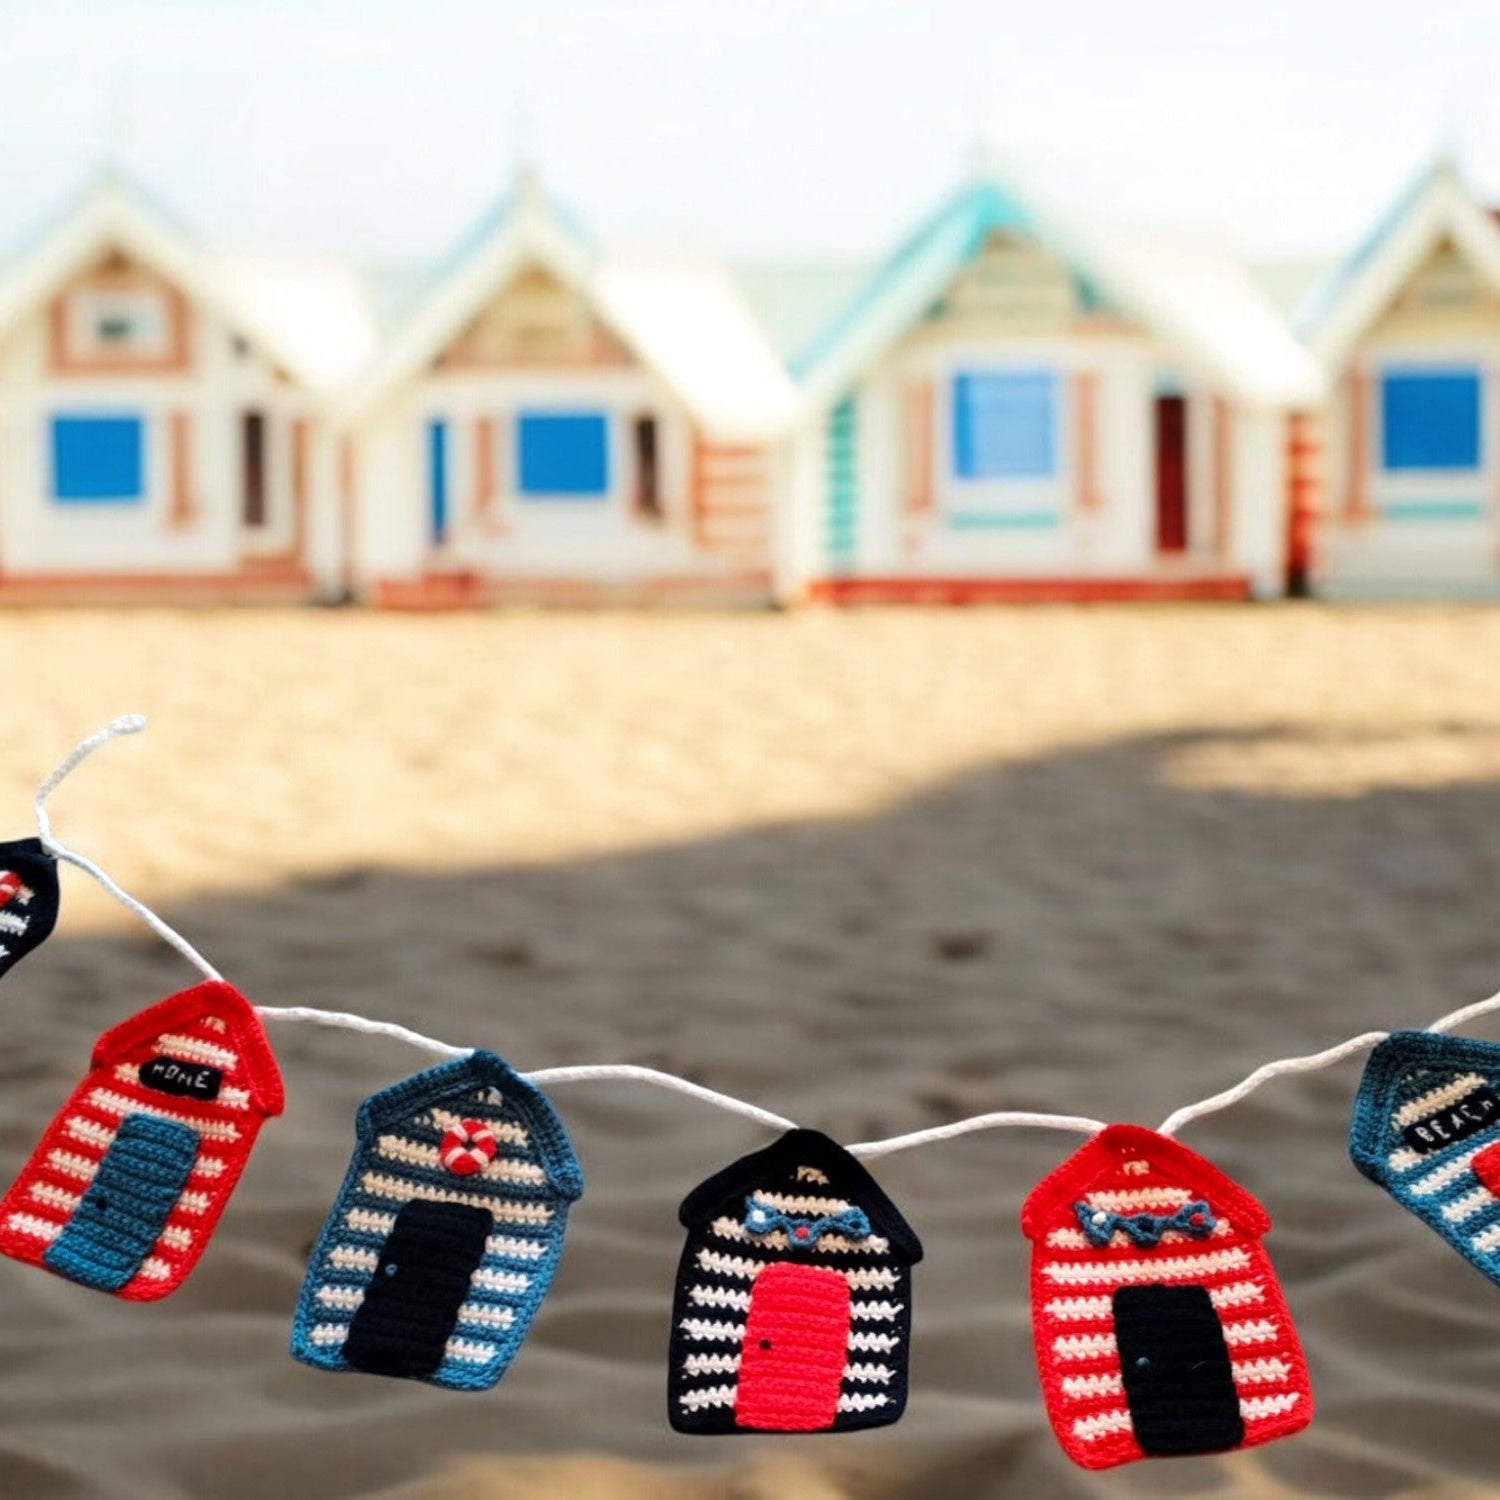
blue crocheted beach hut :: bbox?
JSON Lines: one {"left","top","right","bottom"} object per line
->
{"left": 291, "top": 1049, "right": 582, "bottom": 1391}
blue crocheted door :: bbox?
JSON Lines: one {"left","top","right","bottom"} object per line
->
{"left": 44, "top": 1113, "right": 198, "bottom": 1292}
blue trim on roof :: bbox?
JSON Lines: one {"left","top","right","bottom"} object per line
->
{"left": 792, "top": 178, "right": 1104, "bottom": 398}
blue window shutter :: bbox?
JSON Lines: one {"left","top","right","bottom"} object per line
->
{"left": 50, "top": 416, "right": 145, "bottom": 502}
{"left": 826, "top": 397, "right": 858, "bottom": 568}
{"left": 427, "top": 420, "right": 449, "bottom": 543}
{"left": 517, "top": 413, "right": 610, "bottom": 497}
{"left": 952, "top": 372, "right": 1058, "bottom": 480}
{"left": 1381, "top": 370, "right": 1482, "bottom": 471}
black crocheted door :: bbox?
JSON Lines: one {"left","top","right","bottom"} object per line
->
{"left": 1112, "top": 1285, "right": 1243, "bottom": 1456}
{"left": 344, "top": 1200, "right": 490, "bottom": 1378}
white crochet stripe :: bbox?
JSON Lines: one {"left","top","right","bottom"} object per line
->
{"left": 838, "top": 1392, "right": 891, "bottom": 1414}
{"left": 1073, "top": 1408, "right": 1132, "bottom": 1443}
{"left": 677, "top": 1384, "right": 735, "bottom": 1413}
{"left": 28, "top": 1182, "right": 79, "bottom": 1213}
{"left": 456, "top": 1303, "right": 516, "bottom": 1332}
{"left": 177, "top": 1191, "right": 212, "bottom": 1216}
{"left": 1223, "top": 1319, "right": 1281, "bottom": 1348}
{"left": 1079, "top": 1187, "right": 1193, "bottom": 1212}
{"left": 374, "top": 1134, "right": 546, "bottom": 1186}
{"left": 684, "top": 1352, "right": 740, "bottom": 1377}
{"left": 749, "top": 1190, "right": 853, "bottom": 1216}
{"left": 194, "top": 1157, "right": 226, "bottom": 1179}
{"left": 155, "top": 1033, "right": 239, "bottom": 1070}
{"left": 137, "top": 1256, "right": 170, "bottom": 1280}
{"left": 850, "top": 1300, "right": 905, "bottom": 1322}
{"left": 472, "top": 1266, "right": 531, "bottom": 1295}
{"left": 1044, "top": 1281, "right": 1266, "bottom": 1324}
{"left": 1062, "top": 1360, "right": 1295, "bottom": 1404}
{"left": 1046, "top": 1221, "right": 1231, "bottom": 1250}
{"left": 1242, "top": 1391, "right": 1302, "bottom": 1422}
{"left": 329, "top": 1245, "right": 379, "bottom": 1274}
{"left": 113, "top": 1064, "right": 251, "bottom": 1111}
{"left": 1234, "top": 1357, "right": 1292, "bottom": 1386}
{"left": 86, "top": 1088, "right": 238, "bottom": 1142}
{"left": 46, "top": 1149, "right": 97, "bottom": 1182}
{"left": 845, "top": 1266, "right": 900, "bottom": 1292}
{"left": 709, "top": 1217, "right": 889, "bottom": 1255}
{"left": 1471, "top": 1223, "right": 1500, "bottom": 1253}
{"left": 848, "top": 1330, "right": 900, "bottom": 1353}
{"left": 1041, "top": 1247, "right": 1251, "bottom": 1286}
{"left": 676, "top": 1317, "right": 742, "bottom": 1343}
{"left": 317, "top": 1285, "right": 364, "bottom": 1312}
{"left": 1411, "top": 1147, "right": 1484, "bottom": 1198}
{"left": 429, "top": 1109, "right": 529, "bottom": 1150}
{"left": 696, "top": 1248, "right": 762, "bottom": 1281}
{"left": 1442, "top": 1185, "right": 1495, "bottom": 1224}
{"left": 158, "top": 1225, "right": 192, "bottom": 1252}
{"left": 1055, "top": 1318, "right": 1278, "bottom": 1363}
{"left": 308, "top": 1322, "right": 350, "bottom": 1347}
{"left": 4, "top": 1211, "right": 59, "bottom": 1243}
{"left": 62, "top": 1117, "right": 115, "bottom": 1151}
{"left": 445, "top": 1337, "right": 497, "bottom": 1365}
{"left": 358, "top": 1172, "right": 553, "bottom": 1224}
{"left": 1394, "top": 1074, "right": 1487, "bottom": 1129}
{"left": 844, "top": 1362, "right": 894, "bottom": 1384}
{"left": 688, "top": 1284, "right": 750, "bottom": 1313}
{"left": 1387, "top": 1147, "right": 1424, "bottom": 1174}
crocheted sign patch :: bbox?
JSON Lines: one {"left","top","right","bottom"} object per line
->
{"left": 1351, "top": 1030, "right": 1500, "bottom": 1286}
{"left": 669, "top": 1128, "right": 924, "bottom": 1435}
{"left": 0, "top": 980, "right": 284, "bottom": 1299}
{"left": 0, "top": 838, "right": 59, "bottom": 983}
{"left": 291, "top": 1050, "right": 583, "bottom": 1391}
{"left": 1021, "top": 1124, "right": 1313, "bottom": 1470}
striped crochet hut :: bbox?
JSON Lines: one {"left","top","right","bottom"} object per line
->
{"left": 291, "top": 1049, "right": 582, "bottom": 1391}
{"left": 669, "top": 1128, "right": 923, "bottom": 1434}
{"left": 1021, "top": 1124, "right": 1312, "bottom": 1469}
{"left": 1351, "top": 1030, "right": 1500, "bottom": 1285}
{"left": 0, "top": 979, "right": 284, "bottom": 1299}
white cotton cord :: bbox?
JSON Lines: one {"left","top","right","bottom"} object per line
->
{"left": 847, "top": 1111, "right": 1109, "bottom": 1159}
{"left": 527, "top": 1064, "right": 799, "bottom": 1134}
{"left": 254, "top": 1005, "right": 469, "bottom": 1059}
{"left": 1424, "top": 984, "right": 1500, "bottom": 1036}
{"left": 34, "top": 715, "right": 223, "bottom": 983}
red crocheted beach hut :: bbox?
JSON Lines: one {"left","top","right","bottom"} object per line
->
{"left": 1021, "top": 1124, "right": 1312, "bottom": 1470}
{"left": 0, "top": 979, "right": 283, "bottom": 1300}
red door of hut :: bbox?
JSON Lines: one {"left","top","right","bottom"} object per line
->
{"left": 736, "top": 1262, "right": 850, "bottom": 1430}
{"left": 1155, "top": 395, "right": 1188, "bottom": 554}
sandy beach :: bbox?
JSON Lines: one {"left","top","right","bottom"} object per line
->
{"left": 1, "top": 604, "right": 1499, "bottom": 1499}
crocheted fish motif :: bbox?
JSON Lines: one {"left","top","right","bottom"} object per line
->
{"left": 291, "top": 1051, "right": 582, "bottom": 1391}
{"left": 1351, "top": 1030, "right": 1500, "bottom": 1287}
{"left": 0, "top": 838, "right": 59, "bottom": 983}
{"left": 1022, "top": 1125, "right": 1313, "bottom": 1469}
{"left": 669, "top": 1129, "right": 923, "bottom": 1435}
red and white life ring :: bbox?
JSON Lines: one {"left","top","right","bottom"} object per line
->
{"left": 440, "top": 1119, "right": 498, "bottom": 1177}
{"left": 0, "top": 872, "right": 22, "bottom": 909}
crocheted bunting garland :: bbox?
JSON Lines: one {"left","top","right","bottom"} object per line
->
{"left": 0, "top": 980, "right": 284, "bottom": 1299}
{"left": 1351, "top": 1030, "right": 1500, "bottom": 1286}
{"left": 291, "top": 1050, "right": 583, "bottom": 1391}
{"left": 668, "top": 1128, "right": 924, "bottom": 1435}
{"left": 1021, "top": 1124, "right": 1313, "bottom": 1470}
{"left": 0, "top": 838, "right": 60, "bottom": 983}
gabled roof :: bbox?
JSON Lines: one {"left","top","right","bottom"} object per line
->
{"left": 678, "top": 1127, "right": 923, "bottom": 1262}
{"left": 0, "top": 170, "right": 375, "bottom": 398}
{"left": 1020, "top": 1124, "right": 1270, "bottom": 1240}
{"left": 795, "top": 174, "right": 1326, "bottom": 412}
{"left": 1350, "top": 1029, "right": 1500, "bottom": 1175}
{"left": 1298, "top": 155, "right": 1500, "bottom": 369}
{"left": 338, "top": 171, "right": 796, "bottom": 440}
{"left": 356, "top": 1049, "right": 583, "bottom": 1202}
{"left": 91, "top": 980, "right": 285, "bottom": 1117}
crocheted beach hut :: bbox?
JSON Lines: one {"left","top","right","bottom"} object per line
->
{"left": 669, "top": 1127, "right": 924, "bottom": 1435}
{"left": 0, "top": 979, "right": 284, "bottom": 1299}
{"left": 1351, "top": 1029, "right": 1500, "bottom": 1285}
{"left": 1021, "top": 1124, "right": 1312, "bottom": 1469}
{"left": 0, "top": 837, "right": 60, "bottom": 981}
{"left": 291, "top": 1049, "right": 582, "bottom": 1391}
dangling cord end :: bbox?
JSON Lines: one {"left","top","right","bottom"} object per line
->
{"left": 34, "top": 715, "right": 223, "bottom": 983}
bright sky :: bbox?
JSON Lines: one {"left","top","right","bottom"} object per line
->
{"left": 0, "top": 0, "right": 1491, "bottom": 266}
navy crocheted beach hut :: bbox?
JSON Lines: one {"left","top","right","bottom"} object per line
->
{"left": 291, "top": 1050, "right": 582, "bottom": 1391}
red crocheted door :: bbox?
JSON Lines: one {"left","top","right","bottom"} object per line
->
{"left": 735, "top": 1261, "right": 851, "bottom": 1431}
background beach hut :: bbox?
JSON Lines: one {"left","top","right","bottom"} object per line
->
{"left": 0, "top": 836, "right": 59, "bottom": 980}
{"left": 669, "top": 1127, "right": 923, "bottom": 1434}
{"left": 0, "top": 170, "right": 370, "bottom": 603}
{"left": 1021, "top": 1124, "right": 1311, "bottom": 1469}
{"left": 337, "top": 170, "right": 796, "bottom": 607}
{"left": 777, "top": 170, "right": 1325, "bottom": 604}
{"left": 0, "top": 979, "right": 284, "bottom": 1299}
{"left": 291, "top": 1049, "right": 582, "bottom": 1390}
{"left": 1351, "top": 1030, "right": 1500, "bottom": 1284}
{"left": 1299, "top": 156, "right": 1500, "bottom": 597}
